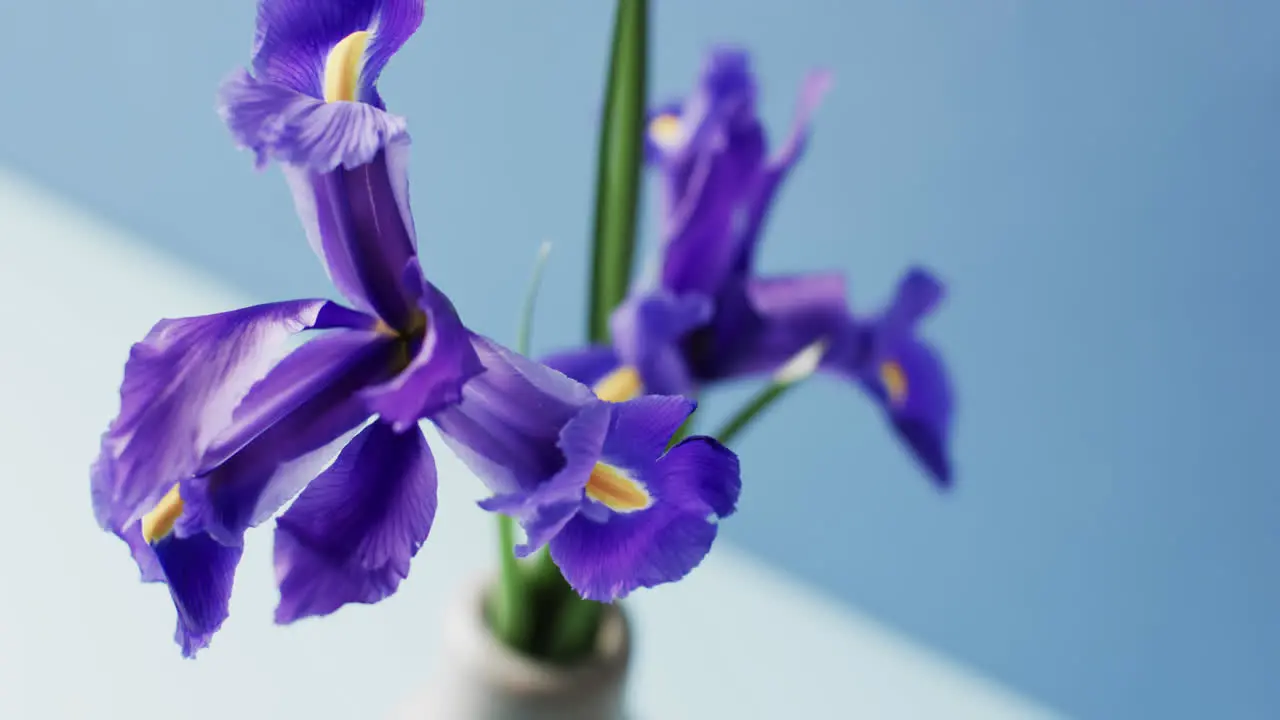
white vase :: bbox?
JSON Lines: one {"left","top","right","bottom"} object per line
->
{"left": 393, "top": 575, "right": 632, "bottom": 720}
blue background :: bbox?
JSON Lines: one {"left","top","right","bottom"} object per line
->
{"left": 3, "top": 1, "right": 1277, "bottom": 717}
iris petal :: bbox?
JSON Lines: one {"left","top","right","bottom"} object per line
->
{"left": 698, "top": 272, "right": 851, "bottom": 381}
{"left": 251, "top": 0, "right": 425, "bottom": 107}
{"left": 881, "top": 267, "right": 946, "bottom": 338}
{"left": 151, "top": 533, "right": 245, "bottom": 658}
{"left": 609, "top": 290, "right": 712, "bottom": 396}
{"left": 218, "top": 68, "right": 409, "bottom": 173}
{"left": 274, "top": 421, "right": 438, "bottom": 623}
{"left": 540, "top": 345, "right": 620, "bottom": 388}
{"left": 219, "top": 67, "right": 425, "bottom": 327}
{"left": 601, "top": 395, "right": 696, "bottom": 469}
{"left": 433, "top": 335, "right": 595, "bottom": 496}
{"left": 91, "top": 299, "right": 341, "bottom": 554}
{"left": 550, "top": 436, "right": 740, "bottom": 602}
{"left": 732, "top": 69, "right": 832, "bottom": 275}
{"left": 179, "top": 330, "right": 398, "bottom": 545}
{"left": 875, "top": 338, "right": 953, "bottom": 487}
{"left": 658, "top": 48, "right": 765, "bottom": 297}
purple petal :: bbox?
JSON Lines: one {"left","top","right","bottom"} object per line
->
{"left": 251, "top": 0, "right": 424, "bottom": 107}
{"left": 657, "top": 48, "right": 766, "bottom": 296}
{"left": 363, "top": 276, "right": 483, "bottom": 431}
{"left": 609, "top": 290, "right": 712, "bottom": 396}
{"left": 506, "top": 401, "right": 612, "bottom": 556}
{"left": 219, "top": 67, "right": 421, "bottom": 327}
{"left": 181, "top": 330, "right": 397, "bottom": 545}
{"left": 151, "top": 532, "right": 244, "bottom": 658}
{"left": 539, "top": 346, "right": 620, "bottom": 387}
{"left": 91, "top": 299, "right": 341, "bottom": 544}
{"left": 601, "top": 395, "right": 696, "bottom": 469}
{"left": 549, "top": 436, "right": 740, "bottom": 601}
{"left": 733, "top": 69, "right": 833, "bottom": 274}
{"left": 432, "top": 335, "right": 595, "bottom": 496}
{"left": 881, "top": 267, "right": 946, "bottom": 338}
{"left": 699, "top": 272, "right": 851, "bottom": 381}
{"left": 273, "top": 421, "right": 437, "bottom": 623}
{"left": 219, "top": 68, "right": 409, "bottom": 173}
{"left": 872, "top": 338, "right": 954, "bottom": 487}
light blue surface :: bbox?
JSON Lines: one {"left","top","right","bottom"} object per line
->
{"left": 1, "top": 2, "right": 1277, "bottom": 717}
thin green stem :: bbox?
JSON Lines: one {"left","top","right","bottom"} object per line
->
{"left": 714, "top": 341, "right": 828, "bottom": 446}
{"left": 713, "top": 382, "right": 794, "bottom": 447}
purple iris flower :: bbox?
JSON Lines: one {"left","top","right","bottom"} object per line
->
{"left": 542, "top": 48, "right": 955, "bottom": 486}
{"left": 91, "top": 0, "right": 484, "bottom": 656}
{"left": 431, "top": 336, "right": 741, "bottom": 602}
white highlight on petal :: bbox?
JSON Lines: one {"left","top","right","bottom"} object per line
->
{"left": 773, "top": 339, "right": 829, "bottom": 385}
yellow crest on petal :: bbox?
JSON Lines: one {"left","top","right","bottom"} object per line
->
{"left": 140, "top": 484, "right": 185, "bottom": 544}
{"left": 879, "top": 360, "right": 908, "bottom": 407}
{"left": 649, "top": 113, "right": 684, "bottom": 149}
{"left": 323, "top": 31, "right": 372, "bottom": 103}
{"left": 593, "top": 365, "right": 643, "bottom": 403}
{"left": 586, "top": 463, "right": 653, "bottom": 513}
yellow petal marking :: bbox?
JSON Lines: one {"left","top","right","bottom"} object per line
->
{"left": 586, "top": 463, "right": 653, "bottom": 513}
{"left": 879, "top": 360, "right": 908, "bottom": 406}
{"left": 140, "top": 484, "right": 185, "bottom": 544}
{"left": 649, "top": 113, "right": 684, "bottom": 149}
{"left": 323, "top": 31, "right": 372, "bottom": 103}
{"left": 592, "top": 365, "right": 643, "bottom": 403}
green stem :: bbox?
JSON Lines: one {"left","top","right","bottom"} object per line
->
{"left": 714, "top": 342, "right": 828, "bottom": 446}
{"left": 587, "top": 0, "right": 648, "bottom": 344}
{"left": 713, "top": 382, "right": 795, "bottom": 446}
{"left": 490, "top": 242, "right": 554, "bottom": 653}
{"left": 490, "top": 514, "right": 530, "bottom": 648}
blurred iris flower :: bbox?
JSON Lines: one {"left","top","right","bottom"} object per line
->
{"left": 544, "top": 48, "right": 955, "bottom": 485}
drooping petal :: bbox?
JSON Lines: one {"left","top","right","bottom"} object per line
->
{"left": 251, "top": 0, "right": 424, "bottom": 107}
{"left": 549, "top": 435, "right": 740, "bottom": 602}
{"left": 432, "top": 335, "right": 596, "bottom": 497}
{"left": 869, "top": 338, "right": 954, "bottom": 487}
{"left": 91, "top": 299, "right": 347, "bottom": 544}
{"left": 179, "top": 330, "right": 399, "bottom": 545}
{"left": 150, "top": 532, "right": 245, "bottom": 658}
{"left": 733, "top": 69, "right": 833, "bottom": 274}
{"left": 609, "top": 290, "right": 712, "bottom": 396}
{"left": 539, "top": 345, "right": 620, "bottom": 388}
{"left": 363, "top": 275, "right": 483, "bottom": 431}
{"left": 273, "top": 421, "right": 437, "bottom": 623}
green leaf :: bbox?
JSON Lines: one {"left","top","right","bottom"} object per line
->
{"left": 587, "top": 0, "right": 648, "bottom": 344}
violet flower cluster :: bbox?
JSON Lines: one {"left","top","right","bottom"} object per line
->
{"left": 90, "top": 0, "right": 740, "bottom": 657}
{"left": 545, "top": 49, "right": 955, "bottom": 485}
